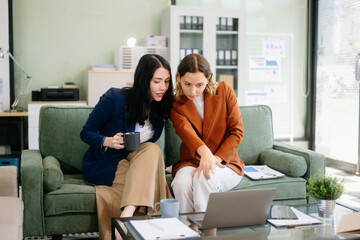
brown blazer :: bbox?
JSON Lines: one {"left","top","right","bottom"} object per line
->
{"left": 170, "top": 81, "right": 244, "bottom": 177}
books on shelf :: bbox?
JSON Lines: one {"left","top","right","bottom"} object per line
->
{"left": 244, "top": 165, "right": 285, "bottom": 180}
{"left": 128, "top": 217, "right": 200, "bottom": 240}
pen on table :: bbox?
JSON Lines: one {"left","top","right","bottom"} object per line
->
{"left": 287, "top": 222, "right": 312, "bottom": 228}
{"left": 156, "top": 234, "right": 186, "bottom": 239}
{"left": 147, "top": 220, "right": 166, "bottom": 232}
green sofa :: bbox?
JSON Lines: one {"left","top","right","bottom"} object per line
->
{"left": 21, "top": 105, "right": 325, "bottom": 238}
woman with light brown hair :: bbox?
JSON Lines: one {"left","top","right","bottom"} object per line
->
{"left": 170, "top": 54, "right": 244, "bottom": 216}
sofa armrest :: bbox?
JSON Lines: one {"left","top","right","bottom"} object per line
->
{"left": 21, "top": 149, "right": 45, "bottom": 237}
{"left": 273, "top": 141, "right": 326, "bottom": 180}
{"left": 0, "top": 166, "right": 18, "bottom": 197}
{"left": 260, "top": 149, "right": 307, "bottom": 177}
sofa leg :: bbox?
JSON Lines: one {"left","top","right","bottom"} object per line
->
{"left": 52, "top": 235, "right": 62, "bottom": 240}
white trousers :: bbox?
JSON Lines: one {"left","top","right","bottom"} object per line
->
{"left": 171, "top": 166, "right": 243, "bottom": 213}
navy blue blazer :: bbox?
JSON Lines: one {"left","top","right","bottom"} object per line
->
{"left": 80, "top": 88, "right": 164, "bottom": 186}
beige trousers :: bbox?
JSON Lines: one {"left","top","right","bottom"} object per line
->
{"left": 95, "top": 142, "right": 172, "bottom": 240}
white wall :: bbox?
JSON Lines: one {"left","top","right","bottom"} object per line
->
{"left": 0, "top": 0, "right": 10, "bottom": 111}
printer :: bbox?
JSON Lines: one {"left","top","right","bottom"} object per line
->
{"left": 40, "top": 88, "right": 79, "bottom": 101}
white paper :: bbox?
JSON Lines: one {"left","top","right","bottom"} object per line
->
{"left": 263, "top": 38, "right": 286, "bottom": 57}
{"left": 244, "top": 165, "right": 285, "bottom": 180}
{"left": 267, "top": 207, "right": 322, "bottom": 227}
{"left": 129, "top": 217, "right": 200, "bottom": 240}
{"left": 249, "top": 56, "right": 281, "bottom": 82}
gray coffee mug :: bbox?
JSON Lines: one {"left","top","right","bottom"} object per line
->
{"left": 155, "top": 199, "right": 180, "bottom": 218}
{"left": 124, "top": 132, "right": 140, "bottom": 151}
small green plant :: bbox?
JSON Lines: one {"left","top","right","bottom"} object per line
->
{"left": 306, "top": 172, "right": 344, "bottom": 200}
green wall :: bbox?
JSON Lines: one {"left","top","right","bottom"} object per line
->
{"left": 12, "top": 0, "right": 169, "bottom": 108}
{"left": 13, "top": 0, "right": 308, "bottom": 139}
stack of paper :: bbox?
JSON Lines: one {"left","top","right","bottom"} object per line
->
{"left": 244, "top": 165, "right": 285, "bottom": 180}
{"left": 129, "top": 217, "right": 200, "bottom": 240}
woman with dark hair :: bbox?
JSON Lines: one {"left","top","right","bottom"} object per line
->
{"left": 81, "top": 54, "right": 173, "bottom": 240}
{"left": 170, "top": 54, "right": 244, "bottom": 231}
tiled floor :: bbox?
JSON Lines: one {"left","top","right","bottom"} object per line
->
{"left": 326, "top": 167, "right": 360, "bottom": 211}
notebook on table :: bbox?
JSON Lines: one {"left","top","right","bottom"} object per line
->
{"left": 187, "top": 188, "right": 276, "bottom": 229}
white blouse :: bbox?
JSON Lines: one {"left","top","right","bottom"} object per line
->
{"left": 192, "top": 92, "right": 204, "bottom": 120}
{"left": 135, "top": 118, "right": 154, "bottom": 143}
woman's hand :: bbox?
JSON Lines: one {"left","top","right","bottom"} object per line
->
{"left": 195, "top": 145, "right": 225, "bottom": 180}
{"left": 104, "top": 133, "right": 125, "bottom": 149}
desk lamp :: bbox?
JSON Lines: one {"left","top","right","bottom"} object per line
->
{"left": 0, "top": 47, "right": 31, "bottom": 112}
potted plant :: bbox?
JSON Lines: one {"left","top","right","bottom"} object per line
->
{"left": 306, "top": 172, "right": 344, "bottom": 217}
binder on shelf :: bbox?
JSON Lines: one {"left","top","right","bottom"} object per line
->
{"left": 198, "top": 17, "right": 203, "bottom": 30}
{"left": 180, "top": 49, "right": 186, "bottom": 60}
{"left": 185, "top": 16, "right": 192, "bottom": 29}
{"left": 225, "top": 50, "right": 231, "bottom": 65}
{"left": 218, "top": 50, "right": 225, "bottom": 65}
{"left": 192, "top": 48, "right": 200, "bottom": 54}
{"left": 192, "top": 16, "right": 198, "bottom": 30}
{"left": 231, "top": 50, "right": 238, "bottom": 65}
{"left": 233, "top": 19, "right": 238, "bottom": 31}
{"left": 220, "top": 17, "right": 227, "bottom": 30}
{"left": 216, "top": 17, "right": 220, "bottom": 30}
{"left": 227, "top": 18, "right": 233, "bottom": 31}
{"left": 179, "top": 16, "right": 185, "bottom": 29}
{"left": 185, "top": 48, "right": 192, "bottom": 56}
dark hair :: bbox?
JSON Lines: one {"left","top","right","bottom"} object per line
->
{"left": 175, "top": 54, "right": 217, "bottom": 100}
{"left": 125, "top": 54, "right": 173, "bottom": 127}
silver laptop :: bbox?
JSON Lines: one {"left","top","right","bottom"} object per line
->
{"left": 187, "top": 188, "right": 276, "bottom": 229}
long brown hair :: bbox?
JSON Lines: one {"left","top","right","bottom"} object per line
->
{"left": 175, "top": 54, "right": 218, "bottom": 100}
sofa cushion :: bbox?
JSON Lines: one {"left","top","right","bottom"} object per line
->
{"left": 233, "top": 176, "right": 307, "bottom": 201}
{"left": 43, "top": 156, "right": 64, "bottom": 193}
{"left": 260, "top": 149, "right": 307, "bottom": 177}
{"left": 44, "top": 174, "right": 96, "bottom": 217}
{"left": 39, "top": 106, "right": 93, "bottom": 174}
{"left": 164, "top": 119, "right": 181, "bottom": 167}
{"left": 238, "top": 105, "right": 274, "bottom": 165}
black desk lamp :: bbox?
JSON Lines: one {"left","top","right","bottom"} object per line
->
{"left": 0, "top": 47, "right": 32, "bottom": 112}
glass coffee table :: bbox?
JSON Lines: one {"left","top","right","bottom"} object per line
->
{"left": 112, "top": 203, "right": 359, "bottom": 240}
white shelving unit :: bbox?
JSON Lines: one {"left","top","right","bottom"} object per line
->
{"left": 161, "top": 5, "right": 246, "bottom": 97}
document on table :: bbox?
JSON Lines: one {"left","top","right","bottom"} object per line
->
{"left": 128, "top": 217, "right": 200, "bottom": 240}
{"left": 267, "top": 207, "right": 322, "bottom": 227}
{"left": 244, "top": 165, "right": 285, "bottom": 180}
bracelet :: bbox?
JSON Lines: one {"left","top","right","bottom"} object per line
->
{"left": 107, "top": 137, "right": 112, "bottom": 148}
